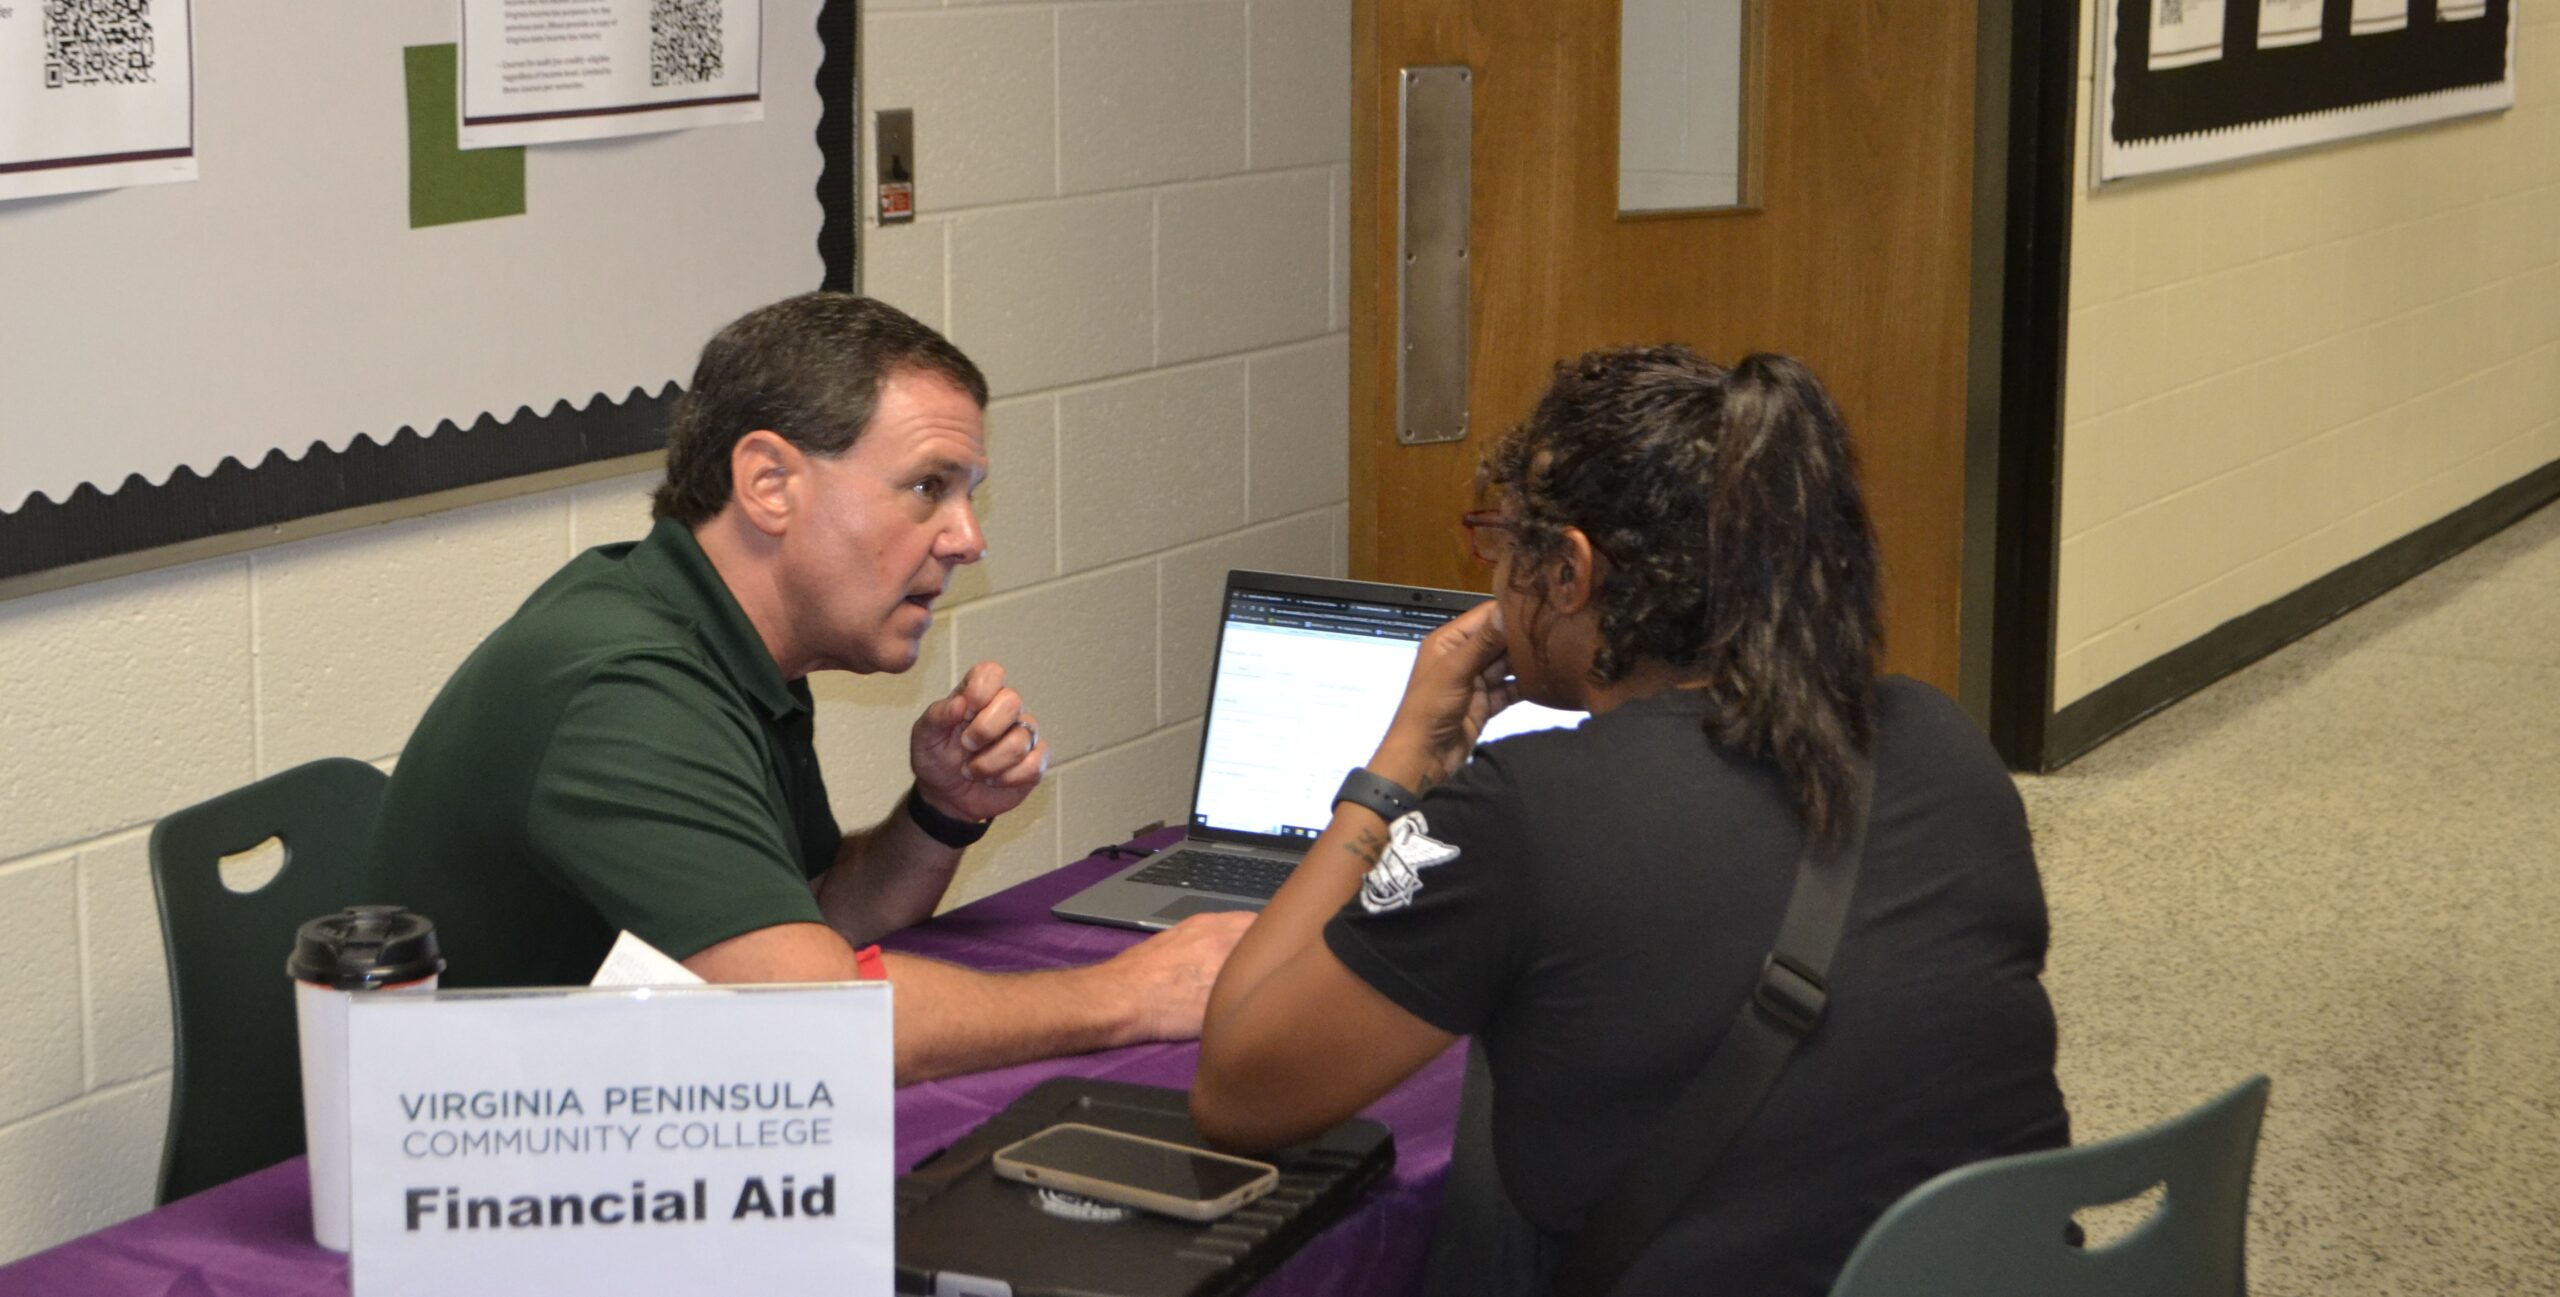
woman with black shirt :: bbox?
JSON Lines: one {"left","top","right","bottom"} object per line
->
{"left": 1192, "top": 346, "right": 2069, "bottom": 1296}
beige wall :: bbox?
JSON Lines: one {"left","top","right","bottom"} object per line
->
{"left": 0, "top": 0, "right": 1348, "bottom": 1263}
{"left": 2054, "top": 0, "right": 2560, "bottom": 708}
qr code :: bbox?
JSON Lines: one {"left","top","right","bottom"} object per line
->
{"left": 43, "top": 0, "right": 156, "bottom": 89}
{"left": 651, "top": 0, "right": 724, "bottom": 88}
{"left": 2158, "top": 0, "right": 2184, "bottom": 23}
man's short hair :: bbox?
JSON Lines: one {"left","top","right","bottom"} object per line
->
{"left": 651, "top": 293, "right": 990, "bottom": 526}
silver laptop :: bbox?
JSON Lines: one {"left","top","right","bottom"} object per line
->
{"left": 1051, "top": 570, "right": 1583, "bottom": 932}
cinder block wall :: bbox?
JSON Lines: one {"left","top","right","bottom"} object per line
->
{"left": 0, "top": 0, "right": 1349, "bottom": 1262}
{"left": 2053, "top": 0, "right": 2560, "bottom": 707}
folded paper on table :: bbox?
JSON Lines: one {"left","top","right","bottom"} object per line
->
{"left": 591, "top": 931, "right": 706, "bottom": 987}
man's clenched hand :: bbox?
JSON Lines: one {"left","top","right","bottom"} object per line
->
{"left": 910, "top": 661, "right": 1046, "bottom": 823}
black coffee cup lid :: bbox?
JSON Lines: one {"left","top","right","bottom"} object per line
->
{"left": 287, "top": 906, "right": 446, "bottom": 989}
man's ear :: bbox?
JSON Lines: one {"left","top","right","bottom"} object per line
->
{"left": 1547, "top": 528, "right": 1601, "bottom": 616}
{"left": 728, "top": 431, "right": 799, "bottom": 537}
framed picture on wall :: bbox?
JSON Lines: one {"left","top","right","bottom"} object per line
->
{"left": 2093, "top": 0, "right": 2515, "bottom": 184}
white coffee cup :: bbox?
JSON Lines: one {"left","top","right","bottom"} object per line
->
{"left": 288, "top": 907, "right": 444, "bottom": 1252}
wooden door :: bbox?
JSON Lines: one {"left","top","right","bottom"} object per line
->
{"left": 1350, "top": 0, "right": 1980, "bottom": 690}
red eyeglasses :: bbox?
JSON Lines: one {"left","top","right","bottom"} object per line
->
{"left": 1460, "top": 510, "right": 1623, "bottom": 568}
{"left": 1460, "top": 510, "right": 1517, "bottom": 567}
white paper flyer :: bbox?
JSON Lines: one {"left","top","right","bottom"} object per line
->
{"left": 459, "top": 0, "right": 762, "bottom": 150}
{"left": 0, "top": 0, "right": 195, "bottom": 202}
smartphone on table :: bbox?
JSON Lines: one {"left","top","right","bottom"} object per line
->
{"left": 991, "top": 1123, "right": 1279, "bottom": 1221}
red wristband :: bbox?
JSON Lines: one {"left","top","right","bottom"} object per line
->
{"left": 852, "top": 944, "right": 888, "bottom": 982}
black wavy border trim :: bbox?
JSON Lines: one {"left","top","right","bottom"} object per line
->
{"left": 0, "top": 389, "right": 677, "bottom": 583}
{"left": 817, "top": 0, "right": 856, "bottom": 293}
{"left": 2110, "top": 0, "right": 2508, "bottom": 145}
{"left": 1, "top": 4, "right": 857, "bottom": 586}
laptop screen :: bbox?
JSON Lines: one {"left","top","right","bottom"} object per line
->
{"left": 1190, "top": 576, "right": 1581, "bottom": 841}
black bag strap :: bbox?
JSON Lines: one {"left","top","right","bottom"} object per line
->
{"left": 1550, "top": 759, "right": 1877, "bottom": 1297}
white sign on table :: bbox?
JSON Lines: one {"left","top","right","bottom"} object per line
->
{"left": 346, "top": 983, "right": 890, "bottom": 1297}
{"left": 458, "top": 0, "right": 762, "bottom": 149}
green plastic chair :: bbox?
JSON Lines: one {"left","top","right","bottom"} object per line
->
{"left": 1829, "top": 1075, "right": 2271, "bottom": 1297}
{"left": 147, "top": 757, "right": 389, "bottom": 1204}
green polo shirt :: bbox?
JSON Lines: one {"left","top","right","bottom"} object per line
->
{"left": 368, "top": 518, "right": 843, "bottom": 988}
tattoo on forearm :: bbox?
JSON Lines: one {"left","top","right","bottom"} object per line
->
{"left": 1344, "top": 826, "right": 1388, "bottom": 867}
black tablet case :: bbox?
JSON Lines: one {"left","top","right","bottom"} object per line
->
{"left": 895, "top": 1079, "right": 1396, "bottom": 1297}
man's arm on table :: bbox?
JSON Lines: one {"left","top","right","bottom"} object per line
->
{"left": 685, "top": 913, "right": 1249, "bottom": 1084}
{"left": 684, "top": 661, "right": 1248, "bottom": 1084}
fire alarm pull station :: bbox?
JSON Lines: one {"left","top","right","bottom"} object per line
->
{"left": 876, "top": 109, "right": 915, "bottom": 225}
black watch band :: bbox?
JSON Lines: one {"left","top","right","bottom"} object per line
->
{"left": 1334, "top": 768, "right": 1422, "bottom": 823}
{"left": 904, "top": 784, "right": 991, "bottom": 848}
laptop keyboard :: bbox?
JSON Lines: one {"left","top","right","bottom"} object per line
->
{"left": 1127, "top": 849, "right": 1296, "bottom": 900}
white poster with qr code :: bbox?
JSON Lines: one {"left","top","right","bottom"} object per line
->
{"left": 2146, "top": 0, "right": 2227, "bottom": 71}
{"left": 0, "top": 0, "right": 195, "bottom": 202}
{"left": 459, "top": 0, "right": 761, "bottom": 150}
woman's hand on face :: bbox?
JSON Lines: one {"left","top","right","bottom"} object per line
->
{"left": 1371, "top": 601, "right": 1519, "bottom": 794}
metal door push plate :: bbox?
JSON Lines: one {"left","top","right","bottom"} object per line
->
{"left": 1398, "top": 65, "right": 1471, "bottom": 446}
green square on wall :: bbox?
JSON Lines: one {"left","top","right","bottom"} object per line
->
{"left": 405, "top": 43, "right": 524, "bottom": 228}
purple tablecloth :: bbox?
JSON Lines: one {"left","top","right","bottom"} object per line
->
{"left": 0, "top": 838, "right": 1462, "bottom": 1297}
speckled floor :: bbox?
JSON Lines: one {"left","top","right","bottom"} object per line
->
{"left": 2019, "top": 501, "right": 2560, "bottom": 1295}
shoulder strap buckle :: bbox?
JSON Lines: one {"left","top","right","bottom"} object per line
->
{"left": 1754, "top": 951, "right": 1828, "bottom": 1036}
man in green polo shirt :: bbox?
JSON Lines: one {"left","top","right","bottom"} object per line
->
{"left": 370, "top": 293, "right": 1249, "bottom": 1083}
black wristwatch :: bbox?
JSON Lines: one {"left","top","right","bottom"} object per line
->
{"left": 904, "top": 784, "right": 992, "bottom": 848}
{"left": 1334, "top": 768, "right": 1422, "bottom": 822}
